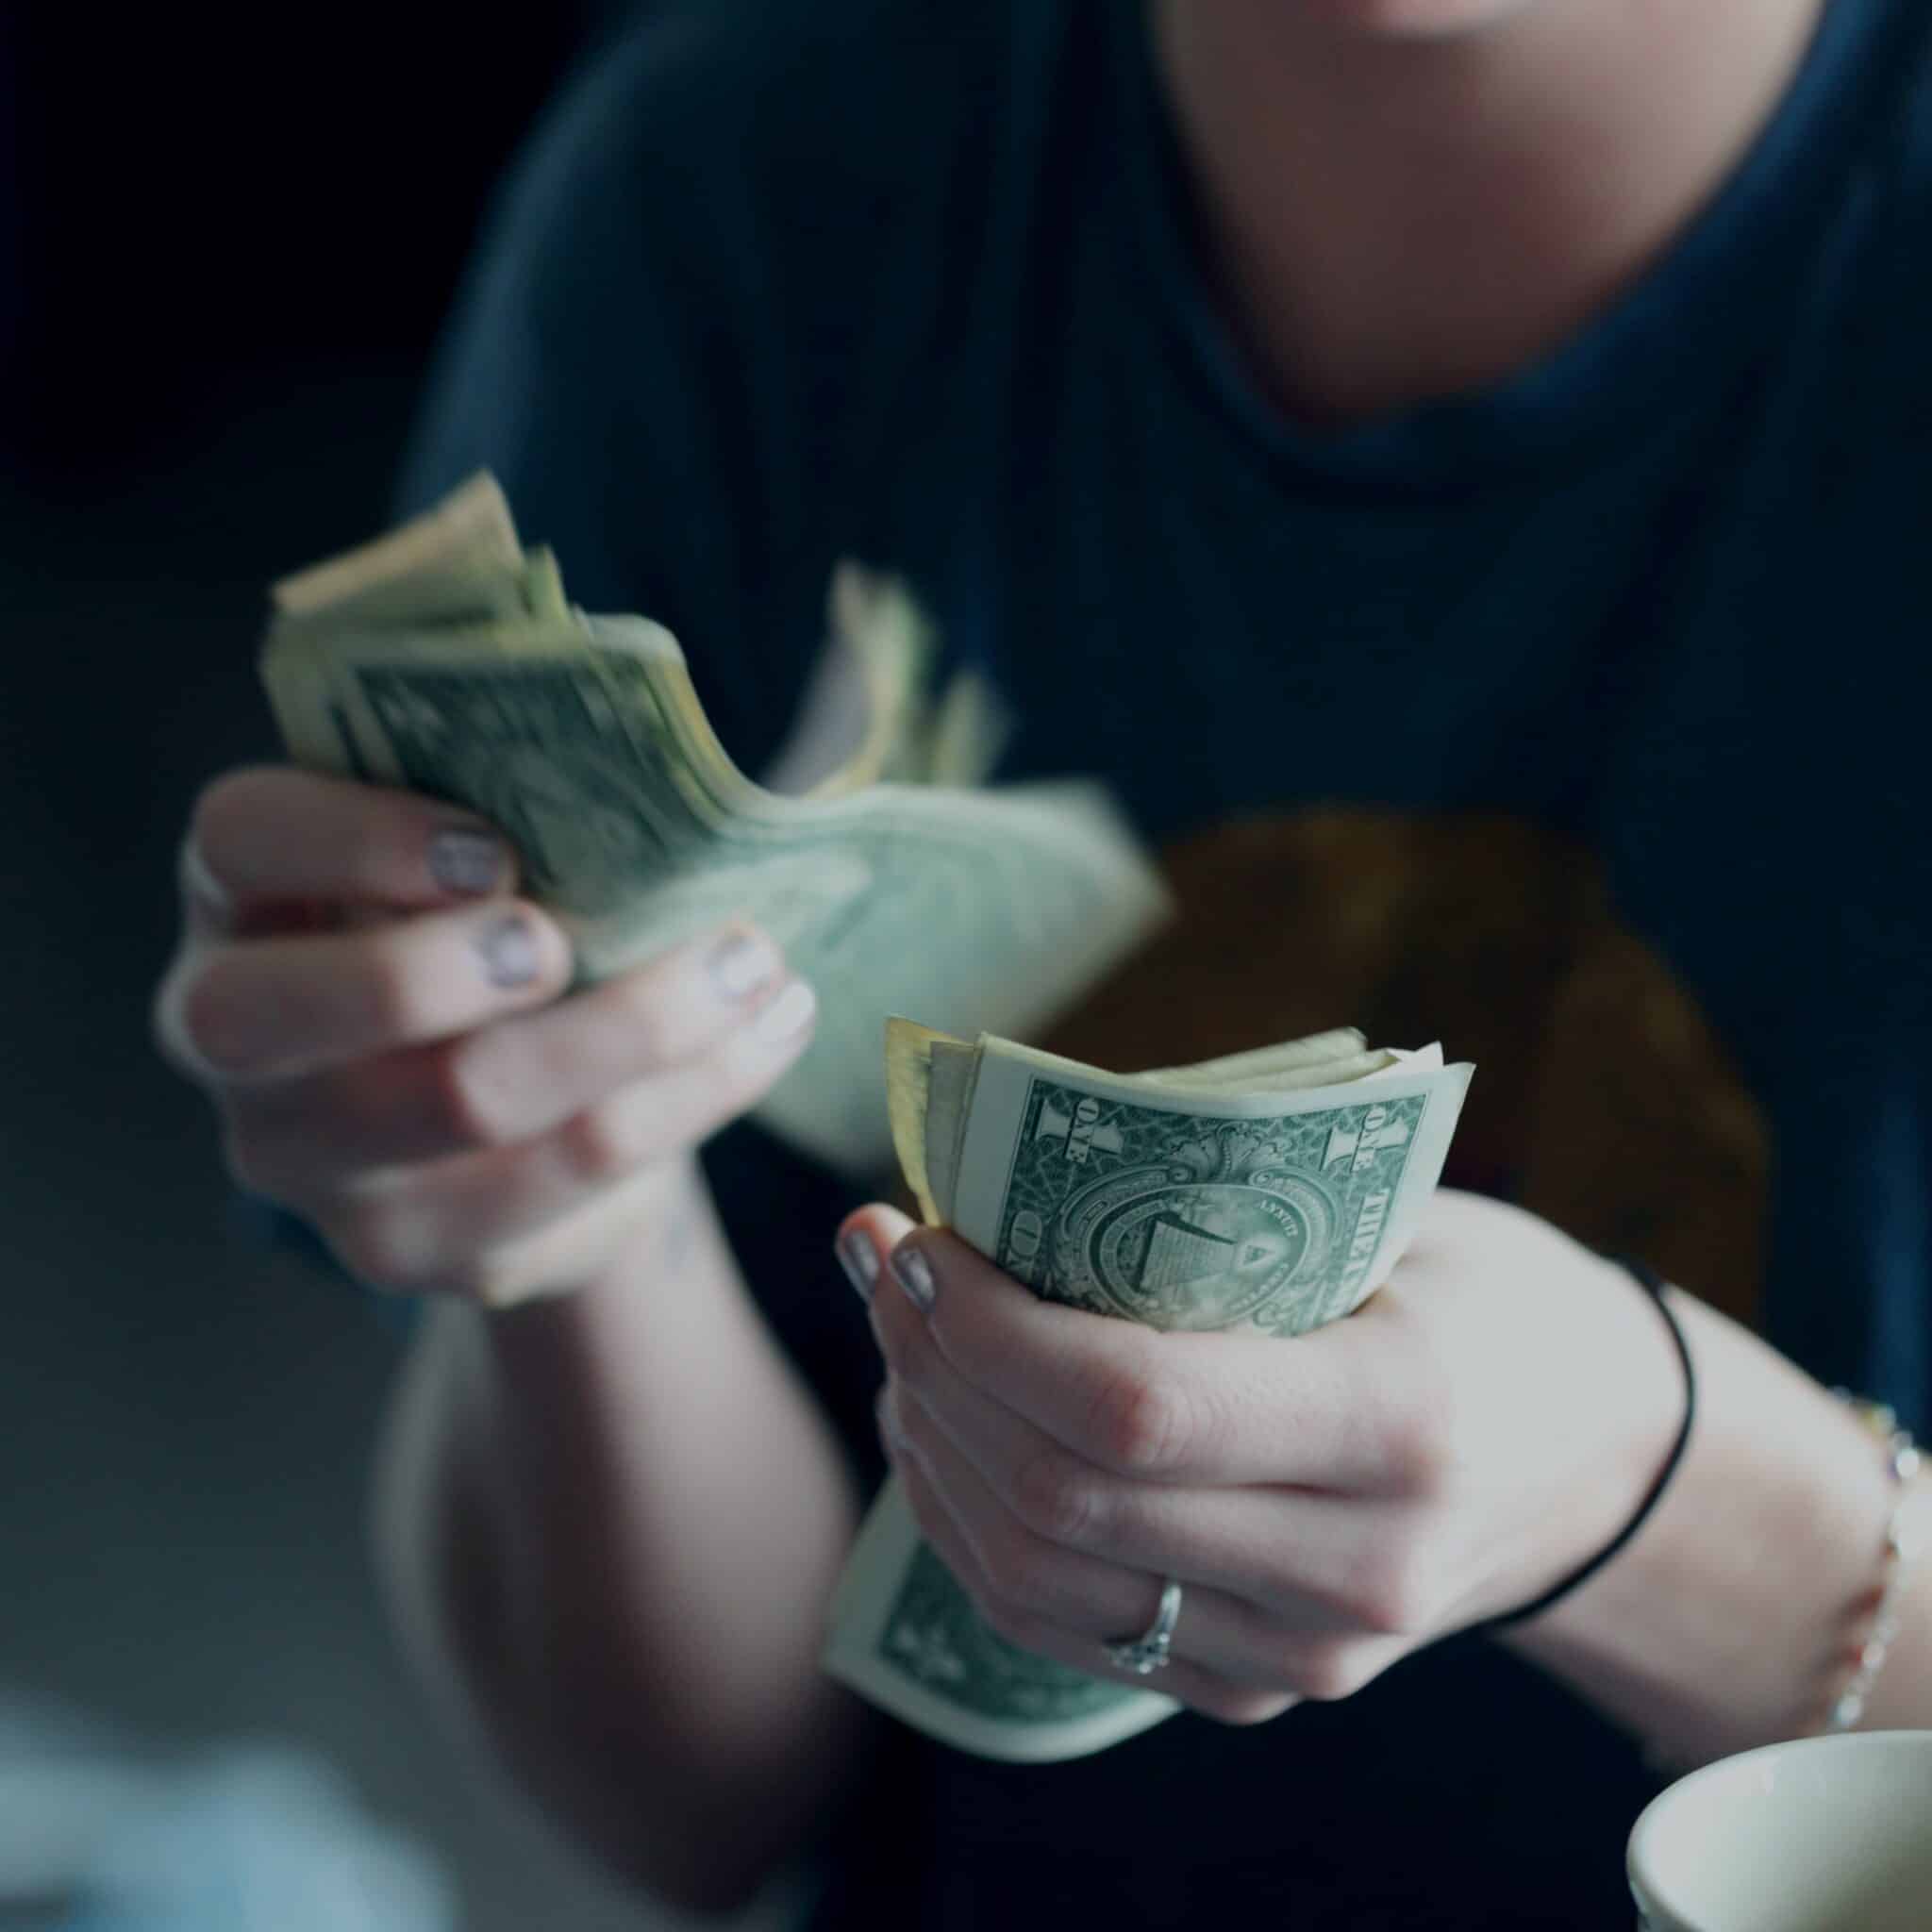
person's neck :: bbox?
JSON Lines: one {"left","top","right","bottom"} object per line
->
{"left": 1150, "top": 0, "right": 1828, "bottom": 425}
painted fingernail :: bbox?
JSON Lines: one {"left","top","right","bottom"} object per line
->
{"left": 707, "top": 930, "right": 777, "bottom": 1001}
{"left": 476, "top": 911, "right": 541, "bottom": 989}
{"left": 429, "top": 827, "right": 509, "bottom": 895}
{"left": 837, "top": 1229, "right": 879, "bottom": 1303}
{"left": 750, "top": 980, "right": 816, "bottom": 1046}
{"left": 891, "top": 1242, "right": 937, "bottom": 1313}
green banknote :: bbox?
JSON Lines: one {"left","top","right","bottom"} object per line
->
{"left": 257, "top": 477, "right": 1171, "bottom": 1186}
{"left": 824, "top": 1024, "right": 1474, "bottom": 1760}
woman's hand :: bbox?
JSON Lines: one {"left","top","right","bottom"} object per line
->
{"left": 840, "top": 1188, "right": 1685, "bottom": 1725}
{"left": 153, "top": 766, "right": 817, "bottom": 1307}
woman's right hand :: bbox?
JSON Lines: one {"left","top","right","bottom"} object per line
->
{"left": 151, "top": 766, "right": 817, "bottom": 1307}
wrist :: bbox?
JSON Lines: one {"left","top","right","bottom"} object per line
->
{"left": 480, "top": 1154, "right": 715, "bottom": 1334}
{"left": 1497, "top": 1292, "right": 1909, "bottom": 1764}
{"left": 1801, "top": 1400, "right": 1927, "bottom": 1736}
{"left": 1475, "top": 1254, "right": 1691, "bottom": 1635}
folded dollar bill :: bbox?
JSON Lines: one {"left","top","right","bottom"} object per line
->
{"left": 824, "top": 1020, "right": 1474, "bottom": 1760}
{"left": 258, "top": 475, "right": 1172, "bottom": 1181}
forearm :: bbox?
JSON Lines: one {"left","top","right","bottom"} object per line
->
{"left": 1502, "top": 1285, "right": 1932, "bottom": 1767}
{"left": 373, "top": 1157, "right": 879, "bottom": 1916}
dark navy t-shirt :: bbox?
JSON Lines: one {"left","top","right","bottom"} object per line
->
{"left": 386, "top": 2, "right": 1932, "bottom": 1924}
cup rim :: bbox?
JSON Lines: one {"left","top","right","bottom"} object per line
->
{"left": 1626, "top": 1728, "right": 1932, "bottom": 1925}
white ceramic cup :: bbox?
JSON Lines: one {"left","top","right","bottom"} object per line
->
{"left": 1627, "top": 1730, "right": 1932, "bottom": 1930}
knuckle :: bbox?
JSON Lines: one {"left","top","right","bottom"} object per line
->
{"left": 356, "top": 942, "right": 443, "bottom": 1045}
{"left": 1009, "top": 1448, "right": 1107, "bottom": 1550}
{"left": 327, "top": 1204, "right": 433, "bottom": 1294}
{"left": 1384, "top": 1388, "right": 1457, "bottom": 1500}
{"left": 171, "top": 956, "right": 261, "bottom": 1078}
{"left": 556, "top": 1095, "right": 647, "bottom": 1187}
{"left": 1369, "top": 1317, "right": 1459, "bottom": 1498}
{"left": 711, "top": 1023, "right": 797, "bottom": 1107}
{"left": 1085, "top": 1357, "right": 1196, "bottom": 1477}
{"left": 336, "top": 805, "right": 400, "bottom": 890}
{"left": 605, "top": 967, "right": 691, "bottom": 1069}
{"left": 188, "top": 767, "right": 275, "bottom": 868}
{"left": 888, "top": 1327, "right": 936, "bottom": 1398}
{"left": 1343, "top": 1545, "right": 1436, "bottom": 1638}
{"left": 1196, "top": 1687, "right": 1295, "bottom": 1728}
{"left": 442, "top": 1253, "right": 518, "bottom": 1307}
{"left": 1289, "top": 1644, "right": 1356, "bottom": 1703}
{"left": 1287, "top": 1640, "right": 1379, "bottom": 1704}
{"left": 425, "top": 1037, "right": 525, "bottom": 1149}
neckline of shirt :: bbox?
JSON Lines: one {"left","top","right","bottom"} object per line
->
{"left": 1102, "top": 0, "right": 1913, "bottom": 498}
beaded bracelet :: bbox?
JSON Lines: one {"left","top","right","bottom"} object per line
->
{"left": 1811, "top": 1393, "right": 1928, "bottom": 1734}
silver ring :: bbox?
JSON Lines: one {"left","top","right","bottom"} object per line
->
{"left": 1102, "top": 1577, "right": 1184, "bottom": 1675}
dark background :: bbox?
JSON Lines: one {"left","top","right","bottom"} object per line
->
{"left": 1, "top": 9, "right": 791, "bottom": 1926}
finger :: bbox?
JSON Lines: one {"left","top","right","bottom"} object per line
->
{"left": 881, "top": 1382, "right": 1304, "bottom": 1713}
{"left": 870, "top": 1224, "right": 1406, "bottom": 1491}
{"left": 223, "top": 926, "right": 797, "bottom": 1178}
{"left": 164, "top": 900, "right": 571, "bottom": 1086}
{"left": 883, "top": 1386, "right": 1212, "bottom": 1713}
{"left": 874, "top": 1292, "right": 1372, "bottom": 1626}
{"left": 834, "top": 1203, "right": 920, "bottom": 1299}
{"left": 186, "top": 766, "right": 517, "bottom": 935}
{"left": 284, "top": 988, "right": 819, "bottom": 1286}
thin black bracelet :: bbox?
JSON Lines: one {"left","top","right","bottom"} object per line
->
{"left": 1474, "top": 1254, "right": 1697, "bottom": 1634}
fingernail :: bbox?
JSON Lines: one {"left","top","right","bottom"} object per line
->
{"left": 891, "top": 1242, "right": 937, "bottom": 1313}
{"left": 476, "top": 911, "right": 541, "bottom": 989}
{"left": 837, "top": 1230, "right": 879, "bottom": 1303}
{"left": 430, "top": 827, "right": 509, "bottom": 895}
{"left": 707, "top": 930, "right": 777, "bottom": 1001}
{"left": 750, "top": 980, "right": 816, "bottom": 1046}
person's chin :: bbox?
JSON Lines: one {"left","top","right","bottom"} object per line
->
{"left": 1287, "top": 0, "right": 1535, "bottom": 39}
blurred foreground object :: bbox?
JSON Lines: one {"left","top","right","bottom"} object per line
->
{"left": 259, "top": 475, "right": 1170, "bottom": 1181}
{"left": 0, "top": 1693, "right": 453, "bottom": 1931}
{"left": 824, "top": 1020, "right": 1473, "bottom": 1760}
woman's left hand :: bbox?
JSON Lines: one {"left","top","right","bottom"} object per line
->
{"left": 839, "top": 1187, "right": 1685, "bottom": 1725}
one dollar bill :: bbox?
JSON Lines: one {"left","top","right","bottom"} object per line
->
{"left": 823, "top": 1021, "right": 1474, "bottom": 1760}
{"left": 257, "top": 475, "right": 1172, "bottom": 1184}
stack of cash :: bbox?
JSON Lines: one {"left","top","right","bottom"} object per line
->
{"left": 260, "top": 480, "right": 1475, "bottom": 1763}
{"left": 258, "top": 475, "right": 1172, "bottom": 1176}
{"left": 823, "top": 1021, "right": 1474, "bottom": 1760}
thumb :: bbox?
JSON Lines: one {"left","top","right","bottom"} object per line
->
{"left": 833, "top": 1202, "right": 921, "bottom": 1304}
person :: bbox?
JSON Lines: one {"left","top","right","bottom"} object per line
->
{"left": 153, "top": 0, "right": 1932, "bottom": 1924}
